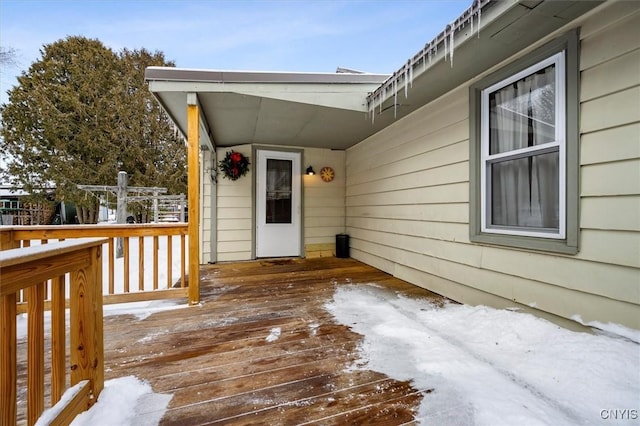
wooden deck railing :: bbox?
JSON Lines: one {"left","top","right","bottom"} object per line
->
{"left": 1, "top": 238, "right": 107, "bottom": 426}
{"left": 1, "top": 224, "right": 191, "bottom": 309}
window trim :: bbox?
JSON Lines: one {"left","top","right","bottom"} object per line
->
{"left": 481, "top": 51, "right": 566, "bottom": 239}
{"left": 469, "top": 30, "right": 580, "bottom": 254}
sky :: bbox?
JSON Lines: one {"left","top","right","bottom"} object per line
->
{"left": 0, "top": 0, "right": 472, "bottom": 105}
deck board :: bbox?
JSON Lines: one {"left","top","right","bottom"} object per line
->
{"left": 18, "top": 257, "right": 445, "bottom": 425}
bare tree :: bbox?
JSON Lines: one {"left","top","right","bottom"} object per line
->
{"left": 0, "top": 46, "right": 18, "bottom": 67}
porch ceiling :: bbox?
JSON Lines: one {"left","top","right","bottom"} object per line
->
{"left": 145, "top": 0, "right": 604, "bottom": 151}
{"left": 146, "top": 71, "right": 389, "bottom": 150}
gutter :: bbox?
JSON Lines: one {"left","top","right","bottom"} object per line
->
{"left": 145, "top": 68, "right": 389, "bottom": 85}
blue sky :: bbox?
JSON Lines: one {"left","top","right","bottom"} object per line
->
{"left": 0, "top": 0, "right": 471, "bottom": 104}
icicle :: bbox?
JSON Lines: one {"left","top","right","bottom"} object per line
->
{"left": 477, "top": 1, "right": 482, "bottom": 38}
{"left": 449, "top": 23, "right": 455, "bottom": 68}
{"left": 369, "top": 97, "right": 374, "bottom": 124}
{"left": 470, "top": 7, "right": 474, "bottom": 36}
{"left": 423, "top": 44, "right": 428, "bottom": 70}
{"left": 409, "top": 60, "right": 414, "bottom": 88}
{"left": 404, "top": 61, "right": 412, "bottom": 98}
{"left": 444, "top": 29, "right": 448, "bottom": 62}
{"left": 393, "top": 76, "right": 398, "bottom": 118}
{"left": 379, "top": 92, "right": 383, "bottom": 114}
{"left": 403, "top": 66, "right": 408, "bottom": 99}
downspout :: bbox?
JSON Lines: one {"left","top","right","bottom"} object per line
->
{"left": 210, "top": 150, "right": 217, "bottom": 263}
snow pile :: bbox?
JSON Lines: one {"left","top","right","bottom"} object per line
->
{"left": 22, "top": 235, "right": 186, "bottom": 295}
{"left": 103, "top": 299, "right": 188, "bottom": 321}
{"left": 103, "top": 236, "right": 187, "bottom": 294}
{"left": 266, "top": 327, "right": 282, "bottom": 342}
{"left": 326, "top": 284, "right": 640, "bottom": 425}
{"left": 16, "top": 299, "right": 187, "bottom": 340}
{"left": 70, "top": 376, "right": 172, "bottom": 426}
{"left": 35, "top": 376, "right": 172, "bottom": 426}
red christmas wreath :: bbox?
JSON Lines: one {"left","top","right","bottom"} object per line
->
{"left": 219, "top": 150, "right": 250, "bottom": 181}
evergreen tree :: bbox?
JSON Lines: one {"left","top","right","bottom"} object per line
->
{"left": 0, "top": 36, "right": 186, "bottom": 223}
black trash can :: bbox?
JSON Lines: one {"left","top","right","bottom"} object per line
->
{"left": 336, "top": 234, "right": 350, "bottom": 258}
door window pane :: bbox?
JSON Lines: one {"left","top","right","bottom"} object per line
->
{"left": 266, "top": 159, "right": 292, "bottom": 224}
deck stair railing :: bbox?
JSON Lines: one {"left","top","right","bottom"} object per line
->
{"left": 0, "top": 223, "right": 192, "bottom": 424}
{"left": 1, "top": 238, "right": 106, "bottom": 426}
{"left": 1, "top": 224, "right": 189, "bottom": 311}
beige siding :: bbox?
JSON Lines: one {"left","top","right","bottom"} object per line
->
{"left": 303, "top": 148, "right": 346, "bottom": 255}
{"left": 346, "top": 2, "right": 640, "bottom": 329}
{"left": 210, "top": 145, "right": 345, "bottom": 261}
{"left": 581, "top": 123, "right": 640, "bottom": 165}
{"left": 216, "top": 144, "right": 253, "bottom": 261}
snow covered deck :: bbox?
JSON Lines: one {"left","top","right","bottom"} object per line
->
{"left": 15, "top": 256, "right": 640, "bottom": 424}
{"left": 99, "top": 257, "right": 441, "bottom": 424}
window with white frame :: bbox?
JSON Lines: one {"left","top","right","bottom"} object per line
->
{"left": 469, "top": 31, "right": 579, "bottom": 254}
{"left": 481, "top": 52, "right": 565, "bottom": 238}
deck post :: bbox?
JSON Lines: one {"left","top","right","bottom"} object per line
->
{"left": 70, "top": 245, "right": 104, "bottom": 402}
{"left": 116, "top": 171, "right": 127, "bottom": 258}
{"left": 187, "top": 93, "right": 200, "bottom": 305}
{"left": 0, "top": 230, "right": 19, "bottom": 251}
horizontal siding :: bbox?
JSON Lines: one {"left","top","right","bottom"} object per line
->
{"left": 303, "top": 148, "right": 346, "bottom": 249}
{"left": 305, "top": 216, "right": 344, "bottom": 228}
{"left": 394, "top": 262, "right": 640, "bottom": 330}
{"left": 580, "top": 86, "right": 640, "bottom": 133}
{"left": 218, "top": 218, "right": 252, "bottom": 231}
{"left": 217, "top": 207, "right": 252, "bottom": 220}
{"left": 581, "top": 123, "right": 640, "bottom": 165}
{"left": 346, "top": 217, "right": 470, "bottom": 243}
{"left": 217, "top": 252, "right": 252, "bottom": 262}
{"left": 349, "top": 139, "right": 469, "bottom": 188}
{"left": 211, "top": 145, "right": 345, "bottom": 261}
{"left": 305, "top": 226, "right": 346, "bottom": 239}
{"left": 580, "top": 196, "right": 640, "bottom": 231}
{"left": 580, "top": 8, "right": 640, "bottom": 71}
{"left": 347, "top": 182, "right": 468, "bottom": 206}
{"left": 349, "top": 227, "right": 639, "bottom": 303}
{"left": 217, "top": 196, "right": 252, "bottom": 209}
{"left": 579, "top": 0, "right": 640, "bottom": 40}
{"left": 581, "top": 159, "right": 640, "bottom": 196}
{"left": 217, "top": 241, "right": 252, "bottom": 253}
{"left": 215, "top": 144, "right": 254, "bottom": 261}
{"left": 580, "top": 47, "right": 640, "bottom": 102}
{"left": 217, "top": 230, "right": 251, "bottom": 242}
{"left": 576, "top": 230, "right": 639, "bottom": 268}
{"left": 348, "top": 203, "right": 468, "bottom": 224}
{"left": 346, "top": 2, "right": 640, "bottom": 329}
{"left": 348, "top": 96, "right": 468, "bottom": 176}
{"left": 347, "top": 162, "right": 469, "bottom": 196}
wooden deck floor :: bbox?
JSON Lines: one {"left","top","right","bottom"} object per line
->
{"left": 25, "top": 257, "right": 446, "bottom": 425}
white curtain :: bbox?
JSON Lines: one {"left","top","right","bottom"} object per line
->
{"left": 489, "top": 65, "right": 559, "bottom": 230}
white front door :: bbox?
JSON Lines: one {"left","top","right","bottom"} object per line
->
{"left": 256, "top": 150, "right": 301, "bottom": 257}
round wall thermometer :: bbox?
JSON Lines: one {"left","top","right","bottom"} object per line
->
{"left": 320, "top": 167, "right": 335, "bottom": 182}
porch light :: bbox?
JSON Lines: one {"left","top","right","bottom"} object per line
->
{"left": 306, "top": 166, "right": 315, "bottom": 175}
